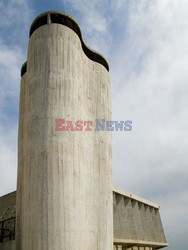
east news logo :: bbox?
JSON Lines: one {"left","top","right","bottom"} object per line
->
{"left": 55, "top": 119, "right": 132, "bottom": 131}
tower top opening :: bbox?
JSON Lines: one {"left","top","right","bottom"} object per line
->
{"left": 25, "top": 11, "right": 109, "bottom": 72}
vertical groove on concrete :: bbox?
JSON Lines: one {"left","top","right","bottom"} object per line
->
{"left": 113, "top": 191, "right": 167, "bottom": 249}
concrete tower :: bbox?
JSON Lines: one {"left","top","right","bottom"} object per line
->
{"left": 16, "top": 11, "right": 113, "bottom": 250}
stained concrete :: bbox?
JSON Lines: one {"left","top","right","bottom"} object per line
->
{"left": 113, "top": 188, "right": 168, "bottom": 249}
{"left": 0, "top": 192, "right": 16, "bottom": 220}
{"left": 0, "top": 192, "right": 16, "bottom": 244}
{"left": 0, "top": 241, "right": 15, "bottom": 250}
{"left": 16, "top": 11, "right": 112, "bottom": 250}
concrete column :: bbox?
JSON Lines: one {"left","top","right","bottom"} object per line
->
{"left": 16, "top": 12, "right": 112, "bottom": 250}
{"left": 133, "top": 247, "right": 139, "bottom": 250}
{"left": 155, "top": 209, "right": 167, "bottom": 243}
{"left": 122, "top": 246, "right": 128, "bottom": 250}
{"left": 115, "top": 246, "right": 122, "bottom": 250}
{"left": 132, "top": 201, "right": 144, "bottom": 240}
{"left": 139, "top": 203, "right": 148, "bottom": 241}
{"left": 16, "top": 73, "right": 27, "bottom": 250}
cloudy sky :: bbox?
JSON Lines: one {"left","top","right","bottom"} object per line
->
{"left": 0, "top": 0, "right": 188, "bottom": 249}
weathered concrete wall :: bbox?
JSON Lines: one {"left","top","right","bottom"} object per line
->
{"left": 0, "top": 241, "right": 15, "bottom": 250}
{"left": 0, "top": 192, "right": 16, "bottom": 220}
{"left": 0, "top": 192, "right": 16, "bottom": 243}
{"left": 16, "top": 12, "right": 112, "bottom": 250}
{"left": 113, "top": 188, "right": 168, "bottom": 249}
{"left": 114, "top": 247, "right": 153, "bottom": 250}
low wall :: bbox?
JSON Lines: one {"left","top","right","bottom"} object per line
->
{"left": 0, "top": 192, "right": 16, "bottom": 221}
{"left": 0, "top": 190, "right": 168, "bottom": 249}
{"left": 113, "top": 188, "right": 168, "bottom": 249}
{"left": 0, "top": 241, "right": 15, "bottom": 250}
{"left": 114, "top": 247, "right": 153, "bottom": 250}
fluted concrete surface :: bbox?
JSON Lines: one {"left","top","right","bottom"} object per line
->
{"left": 113, "top": 188, "right": 168, "bottom": 249}
{"left": 16, "top": 18, "right": 112, "bottom": 250}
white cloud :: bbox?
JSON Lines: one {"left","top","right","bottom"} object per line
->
{"left": 110, "top": 1, "right": 188, "bottom": 249}
{"left": 0, "top": 0, "right": 30, "bottom": 196}
{"left": 62, "top": 0, "right": 188, "bottom": 249}
{"left": 0, "top": 128, "right": 17, "bottom": 196}
{"left": 64, "top": 0, "right": 112, "bottom": 55}
{"left": 0, "top": 42, "right": 21, "bottom": 196}
{"left": 0, "top": 0, "right": 29, "bottom": 28}
{"left": 65, "top": 0, "right": 107, "bottom": 32}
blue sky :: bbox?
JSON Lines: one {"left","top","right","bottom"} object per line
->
{"left": 0, "top": 0, "right": 188, "bottom": 249}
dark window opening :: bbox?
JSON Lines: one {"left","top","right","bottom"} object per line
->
{"left": 21, "top": 62, "right": 27, "bottom": 77}
{"left": 30, "top": 14, "right": 47, "bottom": 37}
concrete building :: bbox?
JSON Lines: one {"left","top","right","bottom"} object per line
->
{"left": 0, "top": 11, "right": 168, "bottom": 250}
{"left": 0, "top": 190, "right": 168, "bottom": 250}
